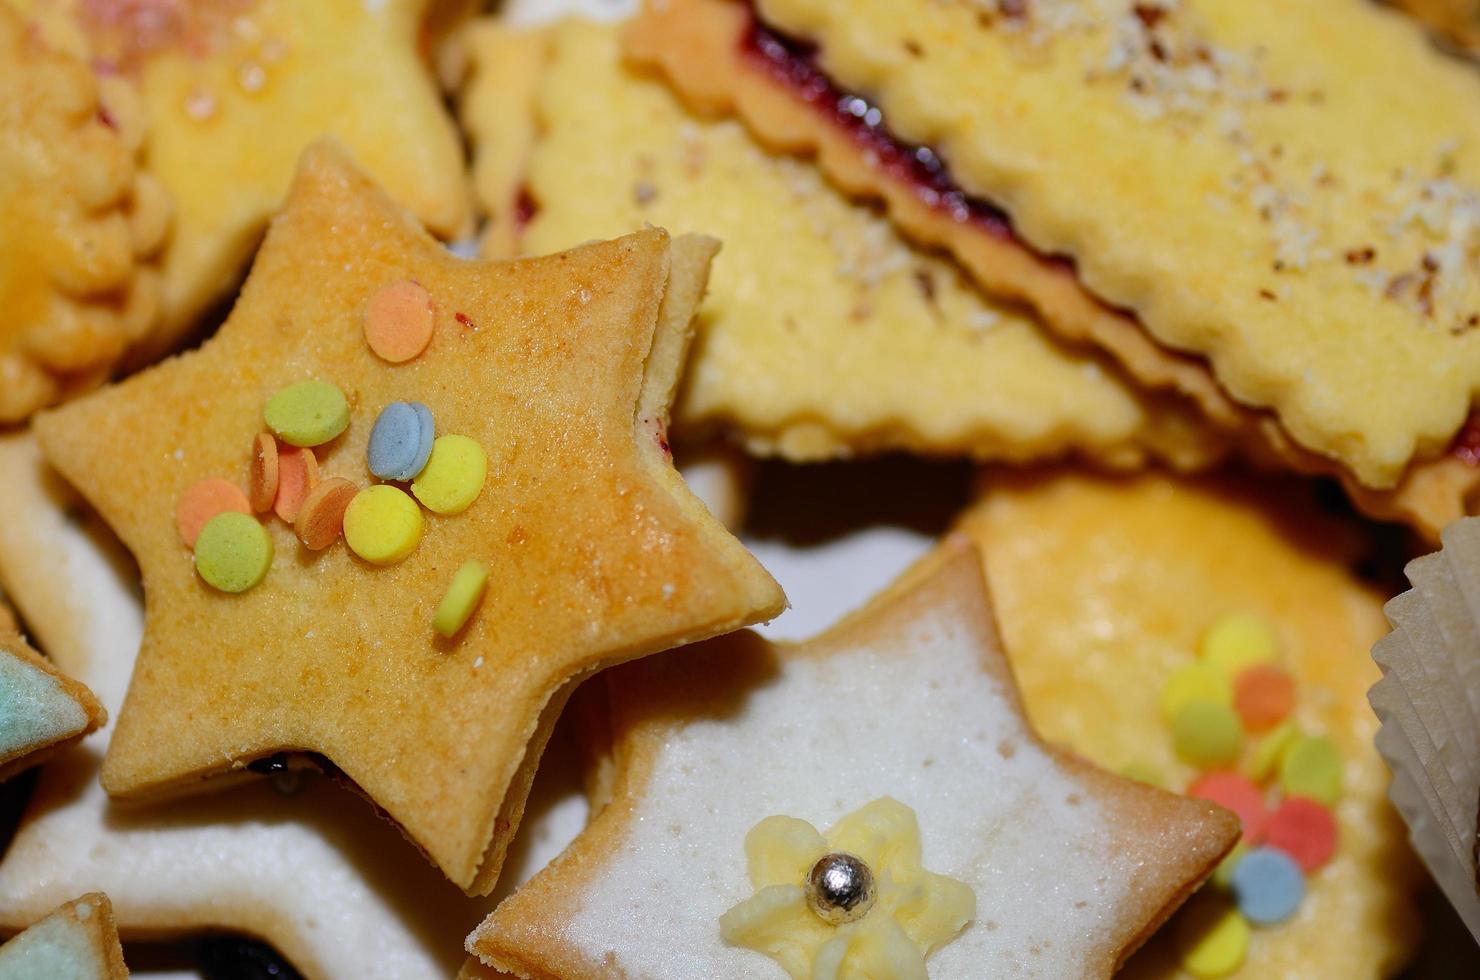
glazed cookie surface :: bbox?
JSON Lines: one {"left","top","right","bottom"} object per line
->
{"left": 959, "top": 469, "right": 1422, "bottom": 978}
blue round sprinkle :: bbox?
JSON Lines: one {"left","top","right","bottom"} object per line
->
{"left": 1229, "top": 846, "right": 1304, "bottom": 925}
{"left": 368, "top": 402, "right": 435, "bottom": 482}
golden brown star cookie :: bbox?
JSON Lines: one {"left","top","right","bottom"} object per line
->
{"left": 0, "top": 627, "right": 104, "bottom": 783}
{"left": 0, "top": 2, "right": 167, "bottom": 422}
{"left": 0, "top": 893, "right": 128, "bottom": 979}
{"left": 957, "top": 468, "right": 1422, "bottom": 978}
{"left": 34, "top": 142, "right": 784, "bottom": 895}
{"left": 628, "top": 0, "right": 1480, "bottom": 540}
{"left": 21, "top": 0, "right": 472, "bottom": 358}
{"left": 461, "top": 18, "right": 1225, "bottom": 472}
{"left": 467, "top": 541, "right": 1237, "bottom": 978}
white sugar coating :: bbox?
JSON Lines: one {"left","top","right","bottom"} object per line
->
{"left": 0, "top": 907, "right": 109, "bottom": 980}
{"left": 567, "top": 611, "right": 1135, "bottom": 978}
{"left": 0, "top": 434, "right": 493, "bottom": 978}
{"left": 0, "top": 649, "right": 87, "bottom": 762}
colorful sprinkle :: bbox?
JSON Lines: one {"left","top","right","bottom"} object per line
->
{"left": 1263, "top": 797, "right": 1338, "bottom": 872}
{"left": 432, "top": 560, "right": 489, "bottom": 638}
{"left": 411, "top": 434, "right": 487, "bottom": 515}
{"left": 1230, "top": 847, "right": 1305, "bottom": 925}
{"left": 249, "top": 433, "right": 279, "bottom": 512}
{"left": 364, "top": 279, "right": 434, "bottom": 363}
{"left": 1188, "top": 772, "right": 1268, "bottom": 842}
{"left": 1160, "top": 662, "right": 1233, "bottom": 723}
{"left": 1200, "top": 612, "right": 1279, "bottom": 675}
{"left": 1176, "top": 897, "right": 1249, "bottom": 978}
{"left": 1278, "top": 735, "right": 1343, "bottom": 805}
{"left": 294, "top": 477, "right": 358, "bottom": 551}
{"left": 1120, "top": 761, "right": 1163, "bottom": 787}
{"left": 1234, "top": 663, "right": 1295, "bottom": 732}
{"left": 1211, "top": 841, "right": 1249, "bottom": 889}
{"left": 1172, "top": 699, "right": 1244, "bottom": 769}
{"left": 343, "top": 485, "right": 423, "bottom": 565}
{"left": 1245, "top": 721, "right": 1299, "bottom": 783}
{"left": 273, "top": 446, "right": 319, "bottom": 523}
{"left": 367, "top": 401, "right": 435, "bottom": 482}
{"left": 264, "top": 380, "right": 350, "bottom": 448}
{"left": 176, "top": 477, "right": 251, "bottom": 548}
{"left": 194, "top": 512, "right": 273, "bottom": 593}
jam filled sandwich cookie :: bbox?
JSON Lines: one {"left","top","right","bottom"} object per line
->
{"left": 959, "top": 469, "right": 1422, "bottom": 978}
{"left": 460, "top": 19, "right": 1223, "bottom": 472}
{"left": 467, "top": 540, "right": 1239, "bottom": 978}
{"left": 0, "top": 3, "right": 168, "bottom": 423}
{"left": 628, "top": 0, "right": 1480, "bottom": 541}
{"left": 15, "top": 0, "right": 472, "bottom": 359}
{"left": 0, "top": 893, "right": 128, "bottom": 980}
{"left": 0, "top": 431, "right": 502, "bottom": 979}
{"left": 33, "top": 142, "right": 784, "bottom": 895}
{"left": 0, "top": 627, "right": 104, "bottom": 783}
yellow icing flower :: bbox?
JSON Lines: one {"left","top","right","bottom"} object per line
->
{"left": 720, "top": 797, "right": 975, "bottom": 979}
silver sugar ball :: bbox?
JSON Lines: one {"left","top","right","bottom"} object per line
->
{"left": 805, "top": 852, "right": 876, "bottom": 925}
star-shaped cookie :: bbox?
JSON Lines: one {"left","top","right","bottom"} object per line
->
{"left": 468, "top": 539, "right": 1238, "bottom": 977}
{"left": 21, "top": 0, "right": 473, "bottom": 357}
{"left": 33, "top": 143, "right": 784, "bottom": 894}
{"left": 0, "top": 625, "right": 104, "bottom": 783}
{"left": 0, "top": 893, "right": 128, "bottom": 979}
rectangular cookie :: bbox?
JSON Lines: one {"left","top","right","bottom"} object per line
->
{"left": 628, "top": 0, "right": 1480, "bottom": 539}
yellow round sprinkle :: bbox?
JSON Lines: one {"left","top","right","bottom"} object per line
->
{"left": 1176, "top": 898, "right": 1250, "bottom": 978}
{"left": 1160, "top": 662, "right": 1232, "bottom": 724}
{"left": 1119, "top": 761, "right": 1163, "bottom": 787}
{"left": 1211, "top": 841, "right": 1249, "bottom": 889}
{"left": 264, "top": 380, "right": 351, "bottom": 448}
{"left": 343, "top": 485, "right": 423, "bottom": 565}
{"left": 1200, "top": 612, "right": 1279, "bottom": 675}
{"left": 194, "top": 512, "right": 273, "bottom": 593}
{"left": 433, "top": 560, "right": 490, "bottom": 638}
{"left": 1172, "top": 699, "right": 1244, "bottom": 769}
{"left": 1278, "top": 734, "right": 1343, "bottom": 805}
{"left": 411, "top": 435, "right": 488, "bottom": 515}
{"left": 1244, "top": 721, "right": 1300, "bottom": 783}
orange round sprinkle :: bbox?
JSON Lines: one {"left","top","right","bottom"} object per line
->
{"left": 294, "top": 477, "right": 359, "bottom": 550}
{"left": 249, "top": 433, "right": 279, "bottom": 512}
{"left": 176, "top": 477, "right": 251, "bottom": 548}
{"left": 1234, "top": 664, "right": 1296, "bottom": 732}
{"left": 364, "top": 279, "right": 434, "bottom": 363}
{"left": 273, "top": 446, "right": 320, "bottom": 523}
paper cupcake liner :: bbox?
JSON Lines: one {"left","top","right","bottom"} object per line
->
{"left": 1370, "top": 517, "right": 1480, "bottom": 941}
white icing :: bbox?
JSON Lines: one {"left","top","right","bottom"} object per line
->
{"left": 0, "top": 648, "right": 87, "bottom": 762}
{"left": 0, "top": 434, "right": 493, "bottom": 979}
{"left": 566, "top": 609, "right": 1135, "bottom": 978}
{"left": 0, "top": 908, "right": 109, "bottom": 980}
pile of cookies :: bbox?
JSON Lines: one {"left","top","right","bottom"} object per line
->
{"left": 0, "top": 0, "right": 1476, "bottom": 977}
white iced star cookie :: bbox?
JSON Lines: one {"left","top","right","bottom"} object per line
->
{"left": 466, "top": 540, "right": 1238, "bottom": 978}
{"left": 0, "top": 893, "right": 128, "bottom": 979}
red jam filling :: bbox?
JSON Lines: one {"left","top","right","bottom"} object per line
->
{"left": 739, "top": 18, "right": 1014, "bottom": 239}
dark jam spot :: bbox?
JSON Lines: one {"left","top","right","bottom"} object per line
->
{"left": 95, "top": 105, "right": 118, "bottom": 130}
{"left": 514, "top": 187, "right": 538, "bottom": 229}
{"left": 741, "top": 20, "right": 1012, "bottom": 238}
{"left": 455, "top": 312, "right": 477, "bottom": 331}
{"left": 1453, "top": 418, "right": 1480, "bottom": 467}
{"left": 197, "top": 935, "right": 302, "bottom": 980}
{"left": 246, "top": 753, "right": 289, "bottom": 776}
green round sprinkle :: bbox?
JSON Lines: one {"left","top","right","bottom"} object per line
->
{"left": 264, "top": 380, "right": 351, "bottom": 447}
{"left": 433, "top": 560, "right": 490, "bottom": 638}
{"left": 1171, "top": 698, "right": 1244, "bottom": 769}
{"left": 1278, "top": 734, "right": 1343, "bottom": 805}
{"left": 194, "top": 512, "right": 273, "bottom": 593}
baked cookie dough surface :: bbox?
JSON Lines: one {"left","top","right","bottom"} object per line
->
{"left": 746, "top": 0, "right": 1480, "bottom": 490}
{"left": 958, "top": 468, "right": 1422, "bottom": 978}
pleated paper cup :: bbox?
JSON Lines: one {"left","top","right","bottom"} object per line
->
{"left": 1370, "top": 517, "right": 1480, "bottom": 940}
